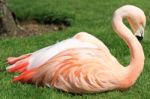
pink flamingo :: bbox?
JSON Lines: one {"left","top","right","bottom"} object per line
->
{"left": 6, "top": 5, "right": 146, "bottom": 93}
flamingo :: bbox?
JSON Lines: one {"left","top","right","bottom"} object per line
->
{"left": 6, "top": 5, "right": 146, "bottom": 93}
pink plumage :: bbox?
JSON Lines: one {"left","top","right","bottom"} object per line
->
{"left": 6, "top": 5, "right": 146, "bottom": 93}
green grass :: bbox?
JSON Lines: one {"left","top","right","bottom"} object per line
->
{"left": 0, "top": 0, "right": 150, "bottom": 98}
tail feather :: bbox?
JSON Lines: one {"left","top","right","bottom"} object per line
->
{"left": 7, "top": 54, "right": 31, "bottom": 65}
{"left": 7, "top": 57, "right": 19, "bottom": 65}
{"left": 12, "top": 68, "right": 37, "bottom": 83}
{"left": 6, "top": 62, "right": 28, "bottom": 73}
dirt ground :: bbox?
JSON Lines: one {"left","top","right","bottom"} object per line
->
{"left": 1, "top": 20, "right": 66, "bottom": 37}
{"left": 17, "top": 20, "right": 66, "bottom": 36}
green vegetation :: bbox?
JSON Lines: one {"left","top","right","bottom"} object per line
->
{"left": 0, "top": 0, "right": 150, "bottom": 98}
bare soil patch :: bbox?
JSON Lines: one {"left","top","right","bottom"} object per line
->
{"left": 17, "top": 20, "right": 66, "bottom": 36}
{"left": 1, "top": 20, "right": 67, "bottom": 37}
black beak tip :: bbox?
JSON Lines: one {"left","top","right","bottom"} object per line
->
{"left": 136, "top": 36, "right": 143, "bottom": 42}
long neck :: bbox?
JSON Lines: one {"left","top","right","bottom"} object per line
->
{"left": 112, "top": 11, "right": 144, "bottom": 84}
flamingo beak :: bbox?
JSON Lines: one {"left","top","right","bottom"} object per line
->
{"left": 135, "top": 25, "right": 144, "bottom": 42}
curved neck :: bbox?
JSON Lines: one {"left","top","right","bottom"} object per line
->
{"left": 112, "top": 12, "right": 144, "bottom": 83}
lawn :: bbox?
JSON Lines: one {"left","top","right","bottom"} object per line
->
{"left": 0, "top": 0, "right": 150, "bottom": 99}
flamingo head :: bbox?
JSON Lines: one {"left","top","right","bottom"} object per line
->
{"left": 134, "top": 14, "right": 146, "bottom": 42}
{"left": 127, "top": 5, "right": 146, "bottom": 42}
{"left": 112, "top": 5, "right": 146, "bottom": 42}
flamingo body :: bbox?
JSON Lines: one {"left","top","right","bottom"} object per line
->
{"left": 6, "top": 5, "right": 146, "bottom": 93}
